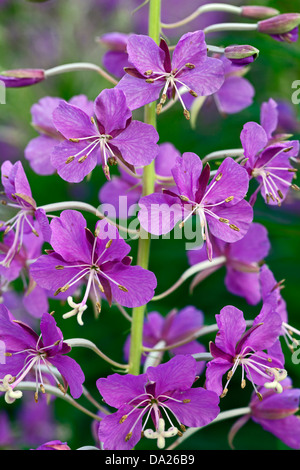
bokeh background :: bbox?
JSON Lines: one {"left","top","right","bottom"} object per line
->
{"left": 0, "top": 0, "right": 299, "bottom": 450}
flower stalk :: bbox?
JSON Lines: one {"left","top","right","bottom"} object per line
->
{"left": 128, "top": 0, "right": 161, "bottom": 375}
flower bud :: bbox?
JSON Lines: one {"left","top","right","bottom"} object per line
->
{"left": 0, "top": 68, "right": 45, "bottom": 88}
{"left": 258, "top": 13, "right": 300, "bottom": 43}
{"left": 224, "top": 45, "right": 259, "bottom": 66}
{"left": 241, "top": 6, "right": 280, "bottom": 20}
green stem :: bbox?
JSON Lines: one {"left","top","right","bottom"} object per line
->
{"left": 128, "top": 0, "right": 161, "bottom": 376}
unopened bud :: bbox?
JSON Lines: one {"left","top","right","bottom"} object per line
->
{"left": 0, "top": 68, "right": 45, "bottom": 88}
{"left": 224, "top": 45, "right": 259, "bottom": 66}
{"left": 241, "top": 6, "right": 280, "bottom": 20}
{"left": 258, "top": 14, "right": 300, "bottom": 43}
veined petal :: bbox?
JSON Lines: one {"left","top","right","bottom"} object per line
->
{"left": 172, "top": 30, "right": 207, "bottom": 71}
{"left": 94, "top": 88, "right": 132, "bottom": 135}
{"left": 52, "top": 101, "right": 97, "bottom": 139}
{"left": 126, "top": 34, "right": 166, "bottom": 76}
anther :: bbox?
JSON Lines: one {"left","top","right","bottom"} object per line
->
{"left": 221, "top": 388, "right": 228, "bottom": 398}
{"left": 219, "top": 218, "right": 229, "bottom": 223}
{"left": 182, "top": 399, "right": 191, "bottom": 404}
{"left": 189, "top": 90, "right": 198, "bottom": 97}
{"left": 144, "top": 70, "right": 153, "bottom": 76}
{"left": 69, "top": 138, "right": 80, "bottom": 143}
{"left": 256, "top": 392, "right": 263, "bottom": 401}
{"left": 229, "top": 224, "right": 240, "bottom": 232}
{"left": 91, "top": 116, "right": 95, "bottom": 124}
{"left": 291, "top": 184, "right": 300, "bottom": 191}
{"left": 40, "top": 384, "right": 46, "bottom": 394}
{"left": 78, "top": 155, "right": 88, "bottom": 163}
{"left": 55, "top": 265, "right": 65, "bottom": 270}
{"left": 57, "top": 383, "right": 66, "bottom": 394}
{"left": 241, "top": 379, "right": 246, "bottom": 389}
{"left": 119, "top": 415, "right": 127, "bottom": 424}
{"left": 105, "top": 239, "right": 113, "bottom": 249}
{"left": 215, "top": 173, "right": 223, "bottom": 181}
{"left": 66, "top": 156, "right": 75, "bottom": 164}
{"left": 156, "top": 103, "right": 163, "bottom": 114}
{"left": 34, "top": 392, "right": 39, "bottom": 403}
{"left": 125, "top": 432, "right": 132, "bottom": 442}
{"left": 183, "top": 109, "right": 190, "bottom": 120}
{"left": 225, "top": 196, "right": 234, "bottom": 202}
{"left": 146, "top": 78, "right": 155, "bottom": 83}
{"left": 118, "top": 285, "right": 128, "bottom": 292}
{"left": 185, "top": 63, "right": 195, "bottom": 69}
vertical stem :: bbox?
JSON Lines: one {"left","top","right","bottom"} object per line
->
{"left": 128, "top": 0, "right": 161, "bottom": 375}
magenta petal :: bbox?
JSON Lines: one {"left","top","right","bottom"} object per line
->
{"left": 96, "top": 373, "right": 147, "bottom": 409}
{"left": 260, "top": 98, "right": 278, "bottom": 139}
{"left": 204, "top": 158, "right": 249, "bottom": 205}
{"left": 116, "top": 74, "right": 162, "bottom": 110}
{"left": 23, "top": 285, "right": 49, "bottom": 318}
{"left": 99, "top": 176, "right": 142, "bottom": 219}
{"left": 205, "top": 358, "right": 232, "bottom": 396}
{"left": 166, "top": 388, "right": 220, "bottom": 428}
{"left": 215, "top": 76, "right": 255, "bottom": 115}
{"left": 253, "top": 415, "right": 300, "bottom": 449}
{"left": 215, "top": 305, "right": 246, "bottom": 356}
{"left": 105, "top": 263, "right": 157, "bottom": 308}
{"left": 99, "top": 408, "right": 143, "bottom": 450}
{"left": 49, "top": 355, "right": 85, "bottom": 399}
{"left": 51, "top": 140, "right": 98, "bottom": 183}
{"left": 172, "top": 30, "right": 207, "bottom": 70}
{"left": 225, "top": 269, "right": 262, "bottom": 305}
{"left": 228, "top": 222, "right": 270, "bottom": 264}
{"left": 103, "top": 50, "right": 130, "bottom": 78}
{"left": 146, "top": 355, "right": 197, "bottom": 396}
{"left": 25, "top": 135, "right": 56, "bottom": 175}
{"left": 171, "top": 152, "right": 203, "bottom": 201}
{"left": 240, "top": 122, "right": 268, "bottom": 165}
{"left": 207, "top": 200, "right": 254, "bottom": 243}
{"left": 112, "top": 120, "right": 159, "bottom": 166}
{"left": 126, "top": 34, "right": 166, "bottom": 75}
{"left": 138, "top": 193, "right": 184, "bottom": 236}
{"left": 52, "top": 101, "right": 96, "bottom": 139}
{"left": 30, "top": 96, "right": 62, "bottom": 137}
{"left": 180, "top": 57, "right": 225, "bottom": 98}
{"left": 155, "top": 142, "right": 181, "bottom": 177}
{"left": 50, "top": 210, "right": 92, "bottom": 263}
{"left": 94, "top": 89, "right": 131, "bottom": 135}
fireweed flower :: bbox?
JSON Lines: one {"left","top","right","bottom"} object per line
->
{"left": 30, "top": 210, "right": 157, "bottom": 325}
{"left": 0, "top": 160, "right": 50, "bottom": 267}
{"left": 50, "top": 88, "right": 159, "bottom": 181}
{"left": 138, "top": 153, "right": 253, "bottom": 261}
{"left": 206, "top": 304, "right": 285, "bottom": 399}
{"left": 97, "top": 32, "right": 131, "bottom": 78}
{"left": 240, "top": 108, "right": 299, "bottom": 206}
{"left": 97, "top": 355, "right": 220, "bottom": 450}
{"left": 25, "top": 95, "right": 94, "bottom": 176}
{"left": 123, "top": 306, "right": 207, "bottom": 370}
{"left": 258, "top": 13, "right": 300, "bottom": 43}
{"left": 0, "top": 306, "right": 85, "bottom": 402}
{"left": 99, "top": 142, "right": 180, "bottom": 218}
{"left": 116, "top": 30, "right": 225, "bottom": 118}
{"left": 228, "top": 378, "right": 300, "bottom": 450}
{"left": 187, "top": 222, "right": 271, "bottom": 305}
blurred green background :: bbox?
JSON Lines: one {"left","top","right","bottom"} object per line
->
{"left": 0, "top": 0, "right": 299, "bottom": 450}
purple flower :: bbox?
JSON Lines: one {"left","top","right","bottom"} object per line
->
{"left": 0, "top": 160, "right": 51, "bottom": 267}
{"left": 25, "top": 95, "right": 94, "bottom": 176}
{"left": 206, "top": 304, "right": 285, "bottom": 399}
{"left": 138, "top": 153, "right": 253, "bottom": 261}
{"left": 123, "top": 306, "right": 206, "bottom": 371}
{"left": 0, "top": 306, "right": 85, "bottom": 402}
{"left": 116, "top": 31, "right": 225, "bottom": 118}
{"left": 97, "top": 355, "right": 220, "bottom": 450}
{"left": 229, "top": 378, "right": 300, "bottom": 450}
{"left": 240, "top": 100, "right": 299, "bottom": 206}
{"left": 187, "top": 223, "right": 271, "bottom": 305}
{"left": 97, "top": 32, "right": 131, "bottom": 78}
{"left": 50, "top": 88, "right": 159, "bottom": 181}
{"left": 99, "top": 142, "right": 180, "bottom": 218}
{"left": 30, "top": 210, "right": 157, "bottom": 324}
